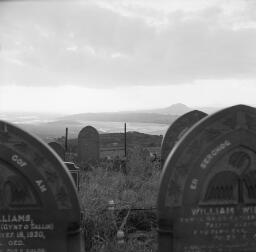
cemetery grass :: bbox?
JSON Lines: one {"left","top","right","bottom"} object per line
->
{"left": 79, "top": 163, "right": 160, "bottom": 251}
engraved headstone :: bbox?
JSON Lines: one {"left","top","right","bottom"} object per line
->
{"left": 0, "top": 120, "right": 83, "bottom": 252}
{"left": 48, "top": 142, "right": 65, "bottom": 160}
{"left": 78, "top": 126, "right": 100, "bottom": 166}
{"left": 161, "top": 110, "right": 207, "bottom": 169}
{"left": 158, "top": 105, "right": 256, "bottom": 252}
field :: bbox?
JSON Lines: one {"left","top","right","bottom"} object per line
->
{"left": 78, "top": 151, "right": 161, "bottom": 252}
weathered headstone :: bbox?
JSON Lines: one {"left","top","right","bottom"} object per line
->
{"left": 64, "top": 162, "right": 80, "bottom": 190}
{"left": 161, "top": 110, "right": 207, "bottom": 169}
{"left": 48, "top": 142, "right": 65, "bottom": 160}
{"left": 158, "top": 105, "right": 256, "bottom": 252}
{"left": 78, "top": 126, "right": 99, "bottom": 167}
{"left": 0, "top": 120, "right": 83, "bottom": 252}
{"left": 126, "top": 146, "right": 152, "bottom": 176}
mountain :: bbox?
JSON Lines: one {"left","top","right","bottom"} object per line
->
{"left": 57, "top": 103, "right": 194, "bottom": 124}
{"left": 141, "top": 103, "right": 192, "bottom": 115}
{"left": 1, "top": 104, "right": 221, "bottom": 141}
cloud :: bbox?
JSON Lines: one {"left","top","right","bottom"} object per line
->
{"left": 0, "top": 1, "right": 256, "bottom": 88}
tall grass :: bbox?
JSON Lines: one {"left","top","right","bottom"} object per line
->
{"left": 79, "top": 147, "right": 161, "bottom": 251}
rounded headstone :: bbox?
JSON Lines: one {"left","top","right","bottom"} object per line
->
{"left": 161, "top": 110, "right": 207, "bottom": 169}
{"left": 0, "top": 120, "right": 82, "bottom": 252}
{"left": 48, "top": 142, "right": 65, "bottom": 160}
{"left": 78, "top": 126, "right": 99, "bottom": 166}
{"left": 158, "top": 105, "right": 256, "bottom": 252}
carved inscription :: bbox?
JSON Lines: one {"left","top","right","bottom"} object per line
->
{"left": 177, "top": 206, "right": 256, "bottom": 252}
{"left": 158, "top": 105, "right": 256, "bottom": 252}
{"left": 200, "top": 140, "right": 231, "bottom": 169}
{"left": 0, "top": 131, "right": 72, "bottom": 209}
{"left": 0, "top": 120, "right": 82, "bottom": 252}
{"left": 0, "top": 214, "right": 54, "bottom": 252}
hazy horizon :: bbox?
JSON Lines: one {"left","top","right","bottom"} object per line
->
{"left": 0, "top": 102, "right": 220, "bottom": 116}
{"left": 1, "top": 0, "right": 256, "bottom": 114}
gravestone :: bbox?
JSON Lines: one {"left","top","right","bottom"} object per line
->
{"left": 48, "top": 142, "right": 65, "bottom": 160}
{"left": 78, "top": 126, "right": 99, "bottom": 167}
{"left": 161, "top": 110, "right": 207, "bottom": 169}
{"left": 158, "top": 105, "right": 256, "bottom": 252}
{"left": 64, "top": 162, "right": 80, "bottom": 190}
{"left": 126, "top": 146, "right": 152, "bottom": 176}
{"left": 0, "top": 120, "right": 83, "bottom": 252}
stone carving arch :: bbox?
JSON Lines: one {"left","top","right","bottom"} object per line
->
{"left": 204, "top": 171, "right": 238, "bottom": 202}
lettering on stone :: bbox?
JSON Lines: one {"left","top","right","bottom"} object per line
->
{"left": 0, "top": 120, "right": 82, "bottom": 252}
{"left": 158, "top": 105, "right": 256, "bottom": 252}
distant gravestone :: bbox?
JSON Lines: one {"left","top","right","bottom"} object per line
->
{"left": 0, "top": 120, "right": 83, "bottom": 252}
{"left": 64, "top": 162, "right": 80, "bottom": 190}
{"left": 158, "top": 105, "right": 256, "bottom": 252}
{"left": 126, "top": 146, "right": 152, "bottom": 176}
{"left": 48, "top": 142, "right": 65, "bottom": 160}
{"left": 78, "top": 126, "right": 99, "bottom": 166}
{"left": 161, "top": 110, "right": 207, "bottom": 169}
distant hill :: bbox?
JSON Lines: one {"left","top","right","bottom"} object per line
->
{"left": 16, "top": 120, "right": 169, "bottom": 142}
{"left": 57, "top": 103, "right": 195, "bottom": 124}
{"left": 2, "top": 103, "right": 220, "bottom": 141}
{"left": 56, "top": 131, "right": 163, "bottom": 153}
{"left": 58, "top": 112, "right": 178, "bottom": 124}
{"left": 139, "top": 103, "right": 192, "bottom": 115}
{"left": 58, "top": 103, "right": 217, "bottom": 124}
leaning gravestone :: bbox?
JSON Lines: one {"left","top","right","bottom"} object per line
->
{"left": 161, "top": 110, "right": 207, "bottom": 169}
{"left": 78, "top": 126, "right": 100, "bottom": 166}
{"left": 0, "top": 121, "right": 83, "bottom": 252}
{"left": 158, "top": 105, "right": 256, "bottom": 252}
{"left": 48, "top": 142, "right": 65, "bottom": 160}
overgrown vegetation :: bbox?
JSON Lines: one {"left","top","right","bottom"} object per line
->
{"left": 79, "top": 152, "right": 161, "bottom": 251}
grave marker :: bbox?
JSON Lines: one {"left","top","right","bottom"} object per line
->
{"left": 158, "top": 105, "right": 256, "bottom": 252}
{"left": 161, "top": 110, "right": 207, "bottom": 169}
{"left": 64, "top": 162, "right": 80, "bottom": 190}
{"left": 48, "top": 142, "right": 65, "bottom": 160}
{"left": 0, "top": 120, "right": 83, "bottom": 252}
{"left": 126, "top": 146, "right": 151, "bottom": 176}
{"left": 78, "top": 126, "right": 99, "bottom": 166}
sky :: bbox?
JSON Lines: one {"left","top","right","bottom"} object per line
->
{"left": 0, "top": 0, "right": 256, "bottom": 114}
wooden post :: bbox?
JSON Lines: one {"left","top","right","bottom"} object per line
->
{"left": 124, "top": 123, "right": 127, "bottom": 157}
{"left": 65, "top": 127, "right": 68, "bottom": 160}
